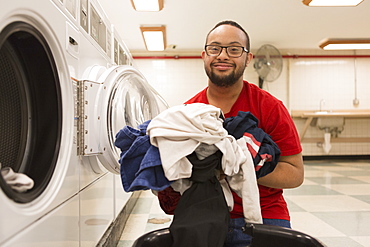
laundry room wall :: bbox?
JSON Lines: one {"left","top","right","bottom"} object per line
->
{"left": 132, "top": 58, "right": 208, "bottom": 107}
{"left": 133, "top": 49, "right": 370, "bottom": 157}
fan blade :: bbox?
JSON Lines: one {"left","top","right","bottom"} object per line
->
{"left": 254, "top": 44, "right": 283, "bottom": 83}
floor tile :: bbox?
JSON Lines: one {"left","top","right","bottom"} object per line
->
{"left": 140, "top": 190, "right": 156, "bottom": 198}
{"left": 313, "top": 166, "right": 365, "bottom": 172}
{"left": 116, "top": 240, "right": 134, "bottom": 247}
{"left": 284, "top": 184, "right": 341, "bottom": 196}
{"left": 304, "top": 161, "right": 341, "bottom": 167}
{"left": 333, "top": 170, "right": 370, "bottom": 176}
{"left": 303, "top": 169, "right": 344, "bottom": 178}
{"left": 333, "top": 161, "right": 370, "bottom": 167}
{"left": 120, "top": 214, "right": 149, "bottom": 240}
{"left": 350, "top": 236, "right": 370, "bottom": 247}
{"left": 299, "top": 178, "right": 319, "bottom": 185}
{"left": 131, "top": 198, "right": 154, "bottom": 214}
{"left": 308, "top": 176, "right": 367, "bottom": 184}
{"left": 322, "top": 184, "right": 370, "bottom": 195}
{"left": 149, "top": 197, "right": 167, "bottom": 214}
{"left": 313, "top": 211, "right": 370, "bottom": 236}
{"left": 285, "top": 198, "right": 306, "bottom": 212}
{"left": 349, "top": 176, "right": 370, "bottom": 183}
{"left": 317, "top": 237, "right": 364, "bottom": 247}
{"left": 287, "top": 195, "right": 370, "bottom": 212}
{"left": 351, "top": 195, "right": 370, "bottom": 204}
{"left": 302, "top": 165, "right": 320, "bottom": 170}
{"left": 290, "top": 212, "right": 345, "bottom": 237}
{"left": 355, "top": 165, "right": 370, "bottom": 171}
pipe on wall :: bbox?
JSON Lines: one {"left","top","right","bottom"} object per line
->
{"left": 133, "top": 54, "right": 370, "bottom": 59}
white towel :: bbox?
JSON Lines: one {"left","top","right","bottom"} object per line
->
{"left": 147, "top": 103, "right": 230, "bottom": 180}
{"left": 1, "top": 167, "right": 34, "bottom": 193}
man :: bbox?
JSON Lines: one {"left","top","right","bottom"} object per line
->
{"left": 158, "top": 20, "right": 304, "bottom": 246}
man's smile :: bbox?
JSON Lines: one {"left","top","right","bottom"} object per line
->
{"left": 212, "top": 63, "right": 234, "bottom": 71}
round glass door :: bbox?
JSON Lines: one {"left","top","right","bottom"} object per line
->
{"left": 95, "top": 66, "right": 161, "bottom": 174}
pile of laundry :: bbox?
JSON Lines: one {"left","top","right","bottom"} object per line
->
{"left": 114, "top": 103, "right": 280, "bottom": 247}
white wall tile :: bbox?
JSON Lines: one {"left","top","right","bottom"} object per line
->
{"left": 133, "top": 50, "right": 370, "bottom": 156}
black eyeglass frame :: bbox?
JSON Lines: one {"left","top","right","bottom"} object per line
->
{"left": 204, "top": 45, "right": 249, "bottom": 58}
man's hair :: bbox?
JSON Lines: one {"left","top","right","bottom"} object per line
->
{"left": 206, "top": 20, "right": 250, "bottom": 52}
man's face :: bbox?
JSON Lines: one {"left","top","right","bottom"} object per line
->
{"left": 202, "top": 25, "right": 252, "bottom": 87}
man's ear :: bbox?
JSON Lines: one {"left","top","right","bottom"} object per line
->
{"left": 201, "top": 50, "right": 206, "bottom": 59}
{"left": 245, "top": 52, "right": 253, "bottom": 67}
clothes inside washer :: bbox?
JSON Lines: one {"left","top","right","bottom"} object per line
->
{"left": 1, "top": 167, "right": 34, "bottom": 192}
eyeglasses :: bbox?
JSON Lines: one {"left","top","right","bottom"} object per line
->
{"left": 204, "top": 45, "right": 248, "bottom": 58}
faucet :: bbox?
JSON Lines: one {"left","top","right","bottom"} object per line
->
{"left": 319, "top": 99, "right": 326, "bottom": 111}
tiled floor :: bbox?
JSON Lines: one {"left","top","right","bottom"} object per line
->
{"left": 117, "top": 159, "right": 370, "bottom": 247}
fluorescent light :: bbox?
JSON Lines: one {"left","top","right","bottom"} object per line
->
{"left": 140, "top": 26, "right": 166, "bottom": 51}
{"left": 142, "top": 32, "right": 164, "bottom": 51}
{"left": 319, "top": 39, "right": 370, "bottom": 50}
{"left": 131, "top": 0, "right": 164, "bottom": 11}
{"left": 303, "top": 0, "right": 364, "bottom": 6}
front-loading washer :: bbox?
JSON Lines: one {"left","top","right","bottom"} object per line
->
{"left": 84, "top": 65, "right": 162, "bottom": 172}
{"left": 79, "top": 65, "right": 164, "bottom": 229}
{"left": 74, "top": 0, "right": 165, "bottom": 244}
{"left": 78, "top": 26, "right": 163, "bottom": 182}
{"left": 0, "top": 0, "right": 80, "bottom": 245}
{"left": 73, "top": 2, "right": 118, "bottom": 244}
{"left": 75, "top": 0, "right": 161, "bottom": 186}
{"left": 76, "top": 0, "right": 114, "bottom": 191}
{"left": 0, "top": 0, "right": 167, "bottom": 245}
{"left": 76, "top": 8, "right": 166, "bottom": 234}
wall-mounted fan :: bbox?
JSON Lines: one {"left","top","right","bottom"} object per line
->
{"left": 253, "top": 44, "right": 283, "bottom": 88}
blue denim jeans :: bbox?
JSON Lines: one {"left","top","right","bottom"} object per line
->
{"left": 223, "top": 218, "right": 291, "bottom": 247}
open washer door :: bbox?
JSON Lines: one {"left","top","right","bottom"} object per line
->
{"left": 82, "top": 65, "right": 161, "bottom": 174}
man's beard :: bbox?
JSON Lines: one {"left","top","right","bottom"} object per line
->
{"left": 205, "top": 65, "right": 244, "bottom": 87}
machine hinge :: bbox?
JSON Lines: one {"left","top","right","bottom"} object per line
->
{"left": 75, "top": 79, "right": 104, "bottom": 156}
{"left": 76, "top": 79, "right": 85, "bottom": 156}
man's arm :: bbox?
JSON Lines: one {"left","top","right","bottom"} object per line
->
{"left": 257, "top": 153, "right": 304, "bottom": 189}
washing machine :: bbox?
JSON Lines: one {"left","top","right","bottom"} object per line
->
{"left": 0, "top": 0, "right": 167, "bottom": 245}
{"left": 77, "top": 20, "right": 164, "bottom": 219}
{"left": 75, "top": 0, "right": 165, "bottom": 244}
{"left": 0, "top": 0, "right": 80, "bottom": 246}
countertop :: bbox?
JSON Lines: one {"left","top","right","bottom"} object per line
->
{"left": 291, "top": 110, "right": 370, "bottom": 118}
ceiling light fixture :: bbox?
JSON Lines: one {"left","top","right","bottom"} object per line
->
{"left": 302, "top": 0, "right": 364, "bottom": 6}
{"left": 140, "top": 26, "right": 166, "bottom": 51}
{"left": 131, "top": 0, "right": 164, "bottom": 11}
{"left": 319, "top": 39, "right": 370, "bottom": 50}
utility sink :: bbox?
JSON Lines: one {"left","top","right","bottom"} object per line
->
{"left": 317, "top": 116, "right": 345, "bottom": 129}
{"left": 290, "top": 109, "right": 370, "bottom": 142}
{"left": 314, "top": 111, "right": 329, "bottom": 115}
{"left": 303, "top": 111, "right": 352, "bottom": 117}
